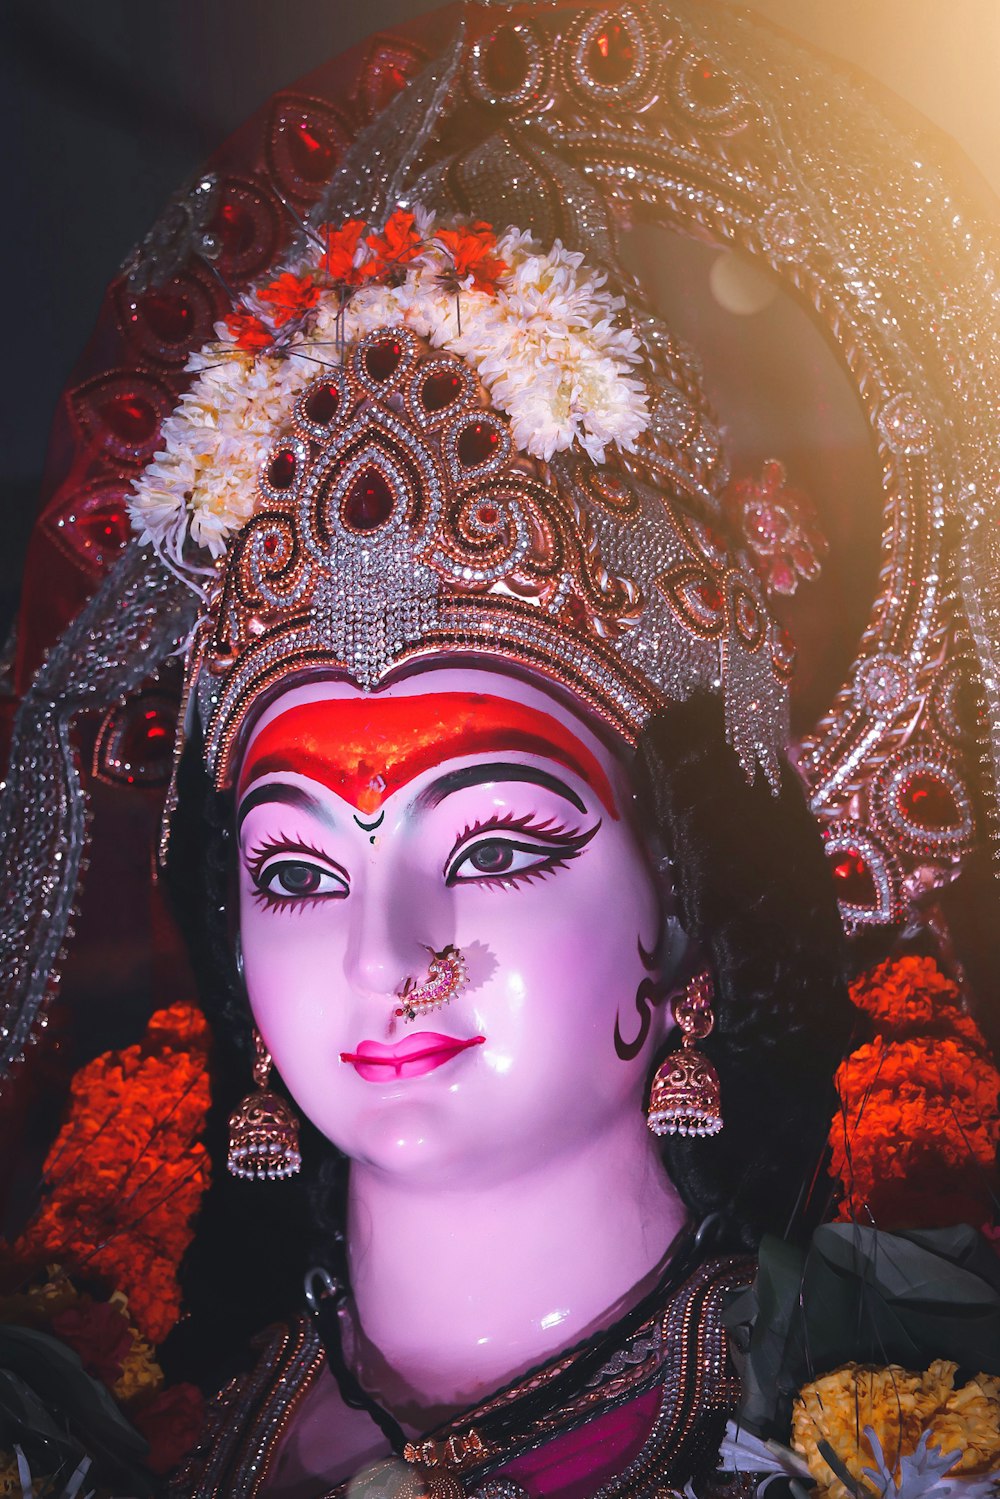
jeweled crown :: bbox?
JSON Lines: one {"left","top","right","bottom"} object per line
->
{"left": 197, "top": 320, "right": 790, "bottom": 789}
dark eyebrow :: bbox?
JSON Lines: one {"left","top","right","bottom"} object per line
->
{"left": 237, "top": 782, "right": 335, "bottom": 831}
{"left": 417, "top": 762, "right": 587, "bottom": 814}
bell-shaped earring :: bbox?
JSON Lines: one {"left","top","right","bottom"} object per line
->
{"left": 647, "top": 971, "right": 723, "bottom": 1138}
{"left": 228, "top": 1029, "right": 302, "bottom": 1179}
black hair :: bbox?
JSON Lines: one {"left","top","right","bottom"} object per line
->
{"left": 638, "top": 695, "right": 852, "bottom": 1249}
{"left": 161, "top": 692, "right": 852, "bottom": 1387}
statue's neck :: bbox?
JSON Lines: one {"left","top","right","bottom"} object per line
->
{"left": 344, "top": 1113, "right": 688, "bottom": 1423}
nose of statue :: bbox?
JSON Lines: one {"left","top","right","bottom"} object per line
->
{"left": 341, "top": 878, "right": 448, "bottom": 1003}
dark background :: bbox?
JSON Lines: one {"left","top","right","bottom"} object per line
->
{"left": 3, "top": 0, "right": 998, "bottom": 639}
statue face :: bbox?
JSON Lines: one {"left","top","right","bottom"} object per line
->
{"left": 235, "top": 668, "right": 680, "bottom": 1185}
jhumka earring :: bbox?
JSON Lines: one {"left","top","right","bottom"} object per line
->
{"left": 228, "top": 1029, "right": 302, "bottom": 1179}
{"left": 394, "top": 944, "right": 469, "bottom": 1022}
{"left": 647, "top": 972, "right": 723, "bottom": 1138}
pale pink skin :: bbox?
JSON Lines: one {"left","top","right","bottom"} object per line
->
{"left": 237, "top": 666, "right": 691, "bottom": 1462}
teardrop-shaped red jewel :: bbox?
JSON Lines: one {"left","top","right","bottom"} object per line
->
{"left": 692, "top": 578, "right": 723, "bottom": 614}
{"left": 99, "top": 393, "right": 158, "bottom": 445}
{"left": 263, "top": 535, "right": 279, "bottom": 556}
{"left": 899, "top": 772, "right": 960, "bottom": 831}
{"left": 137, "top": 289, "right": 194, "bottom": 345}
{"left": 77, "top": 503, "right": 130, "bottom": 553}
{"left": 343, "top": 466, "right": 395, "bottom": 530}
{"left": 365, "top": 340, "right": 403, "bottom": 383}
{"left": 305, "top": 381, "right": 340, "bottom": 425}
{"left": 689, "top": 59, "right": 731, "bottom": 109}
{"left": 831, "top": 848, "right": 877, "bottom": 908}
{"left": 586, "top": 20, "right": 636, "bottom": 87}
{"left": 457, "top": 421, "right": 501, "bottom": 467}
{"left": 215, "top": 199, "right": 257, "bottom": 258}
{"left": 268, "top": 449, "right": 297, "bottom": 490}
{"left": 421, "top": 370, "right": 463, "bottom": 412}
{"left": 288, "top": 118, "right": 336, "bottom": 182}
{"left": 483, "top": 26, "right": 530, "bottom": 92}
{"left": 119, "top": 705, "right": 175, "bottom": 782}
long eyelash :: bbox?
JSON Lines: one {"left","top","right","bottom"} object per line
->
{"left": 445, "top": 817, "right": 600, "bottom": 890}
{"left": 244, "top": 832, "right": 338, "bottom": 884}
{"left": 244, "top": 832, "right": 347, "bottom": 915}
{"left": 452, "top": 810, "right": 578, "bottom": 847}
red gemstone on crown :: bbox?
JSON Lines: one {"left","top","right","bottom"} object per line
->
{"left": 898, "top": 771, "right": 959, "bottom": 831}
{"left": 483, "top": 26, "right": 530, "bottom": 92}
{"left": 458, "top": 421, "right": 501, "bottom": 467}
{"left": 689, "top": 59, "right": 731, "bottom": 110}
{"left": 365, "top": 340, "right": 403, "bottom": 383}
{"left": 830, "top": 847, "right": 876, "bottom": 907}
{"left": 263, "top": 535, "right": 279, "bottom": 556}
{"left": 288, "top": 118, "right": 336, "bottom": 182}
{"left": 215, "top": 199, "right": 257, "bottom": 259}
{"left": 692, "top": 578, "right": 724, "bottom": 614}
{"left": 305, "top": 381, "right": 340, "bottom": 425}
{"left": 138, "top": 289, "right": 194, "bottom": 345}
{"left": 586, "top": 20, "right": 636, "bottom": 87}
{"left": 74, "top": 501, "right": 131, "bottom": 559}
{"left": 99, "top": 393, "right": 158, "bottom": 445}
{"left": 344, "top": 466, "right": 395, "bottom": 530}
{"left": 268, "top": 449, "right": 297, "bottom": 490}
{"left": 421, "top": 370, "right": 463, "bottom": 412}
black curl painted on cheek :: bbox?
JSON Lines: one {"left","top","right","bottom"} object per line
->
{"left": 613, "top": 929, "right": 670, "bottom": 1061}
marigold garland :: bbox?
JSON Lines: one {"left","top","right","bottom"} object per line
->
{"left": 792, "top": 1360, "right": 1000, "bottom": 1498}
{"left": 13, "top": 1003, "right": 212, "bottom": 1344}
{"left": 830, "top": 956, "right": 1000, "bottom": 1229}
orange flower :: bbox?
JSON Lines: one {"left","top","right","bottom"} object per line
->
{"left": 849, "top": 955, "right": 978, "bottom": 1039}
{"left": 257, "top": 271, "right": 320, "bottom": 327}
{"left": 830, "top": 1034, "right": 1000, "bottom": 1228}
{"left": 435, "top": 222, "right": 508, "bottom": 294}
{"left": 317, "top": 218, "right": 377, "bottom": 285}
{"left": 223, "top": 309, "right": 273, "bottom": 353}
{"left": 13, "top": 1005, "right": 212, "bottom": 1344}
{"left": 366, "top": 209, "right": 424, "bottom": 272}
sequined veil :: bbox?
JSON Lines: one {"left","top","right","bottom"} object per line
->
{"left": 1, "top": 1, "right": 999, "bottom": 1493}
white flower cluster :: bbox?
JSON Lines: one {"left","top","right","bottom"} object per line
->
{"left": 128, "top": 221, "right": 650, "bottom": 568}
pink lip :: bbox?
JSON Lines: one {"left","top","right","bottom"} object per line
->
{"left": 340, "top": 1032, "right": 485, "bottom": 1083}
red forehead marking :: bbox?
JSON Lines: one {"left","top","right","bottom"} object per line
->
{"left": 238, "top": 693, "right": 617, "bottom": 816}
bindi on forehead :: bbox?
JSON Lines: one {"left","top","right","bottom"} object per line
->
{"left": 238, "top": 693, "right": 617, "bottom": 815}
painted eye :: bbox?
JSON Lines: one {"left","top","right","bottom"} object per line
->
{"left": 467, "top": 841, "right": 514, "bottom": 874}
{"left": 448, "top": 839, "right": 561, "bottom": 884}
{"left": 256, "top": 859, "right": 348, "bottom": 901}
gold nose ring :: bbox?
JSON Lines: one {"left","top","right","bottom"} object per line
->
{"left": 394, "top": 944, "right": 469, "bottom": 1022}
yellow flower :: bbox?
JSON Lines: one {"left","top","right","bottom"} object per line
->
{"left": 99, "top": 1290, "right": 164, "bottom": 1405}
{"left": 792, "top": 1361, "right": 1000, "bottom": 1496}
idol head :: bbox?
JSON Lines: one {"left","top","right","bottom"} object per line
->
{"left": 234, "top": 665, "right": 690, "bottom": 1188}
